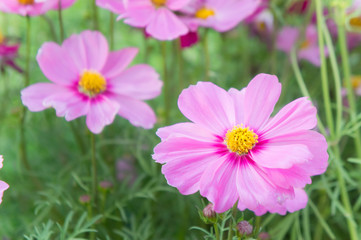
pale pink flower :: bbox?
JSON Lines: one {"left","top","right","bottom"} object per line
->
{"left": 180, "top": 0, "right": 261, "bottom": 32}
{"left": 0, "top": 156, "right": 9, "bottom": 205}
{"left": 0, "top": 0, "right": 56, "bottom": 16}
{"left": 21, "top": 30, "right": 162, "bottom": 134}
{"left": 96, "top": 0, "right": 125, "bottom": 14}
{"left": 276, "top": 25, "right": 328, "bottom": 66}
{"left": 119, "top": 0, "right": 191, "bottom": 41}
{"left": 153, "top": 74, "right": 328, "bottom": 215}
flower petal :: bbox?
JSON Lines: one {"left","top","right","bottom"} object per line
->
{"left": 284, "top": 188, "right": 308, "bottom": 212}
{"left": 156, "top": 122, "right": 218, "bottom": 141}
{"left": 37, "top": 42, "right": 78, "bottom": 86}
{"left": 228, "top": 88, "right": 246, "bottom": 124}
{"left": 244, "top": 74, "right": 281, "bottom": 131}
{"left": 102, "top": 48, "right": 138, "bottom": 79}
{"left": 0, "top": 181, "right": 9, "bottom": 204}
{"left": 178, "top": 82, "right": 235, "bottom": 136}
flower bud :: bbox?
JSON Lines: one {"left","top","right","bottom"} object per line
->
{"left": 237, "top": 221, "right": 253, "bottom": 236}
{"left": 203, "top": 203, "right": 216, "bottom": 218}
{"left": 79, "top": 195, "right": 90, "bottom": 204}
{"left": 258, "top": 232, "right": 270, "bottom": 240}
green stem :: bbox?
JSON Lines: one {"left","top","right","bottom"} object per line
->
{"left": 290, "top": 49, "right": 327, "bottom": 136}
{"left": 202, "top": 29, "right": 210, "bottom": 81}
{"left": 58, "top": 0, "right": 65, "bottom": 42}
{"left": 109, "top": 12, "right": 114, "bottom": 50}
{"left": 214, "top": 223, "right": 220, "bottom": 240}
{"left": 176, "top": 38, "right": 184, "bottom": 93}
{"left": 333, "top": 146, "right": 358, "bottom": 240}
{"left": 336, "top": 9, "right": 361, "bottom": 158}
{"left": 69, "top": 121, "right": 86, "bottom": 154}
{"left": 161, "top": 41, "right": 170, "bottom": 124}
{"left": 92, "top": 0, "right": 99, "bottom": 30}
{"left": 20, "top": 16, "right": 32, "bottom": 171}
{"left": 227, "top": 203, "right": 238, "bottom": 240}
{"left": 90, "top": 133, "right": 98, "bottom": 239}
{"left": 315, "top": 0, "right": 334, "bottom": 138}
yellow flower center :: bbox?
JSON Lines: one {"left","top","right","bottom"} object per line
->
{"left": 349, "top": 16, "right": 361, "bottom": 28}
{"left": 195, "top": 8, "right": 215, "bottom": 20}
{"left": 256, "top": 22, "right": 267, "bottom": 32}
{"left": 300, "top": 40, "right": 310, "bottom": 49}
{"left": 351, "top": 75, "right": 361, "bottom": 89}
{"left": 225, "top": 125, "right": 258, "bottom": 155}
{"left": 18, "top": 0, "right": 34, "bottom": 5}
{"left": 79, "top": 70, "right": 106, "bottom": 97}
{"left": 152, "top": 0, "right": 166, "bottom": 7}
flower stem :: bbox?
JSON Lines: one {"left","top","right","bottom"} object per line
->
{"left": 58, "top": 0, "right": 65, "bottom": 42}
{"left": 90, "top": 133, "right": 98, "bottom": 239}
{"left": 92, "top": 0, "right": 99, "bottom": 30}
{"left": 161, "top": 41, "right": 170, "bottom": 124}
{"left": 315, "top": 0, "right": 334, "bottom": 138}
{"left": 20, "top": 16, "right": 32, "bottom": 171}
{"left": 227, "top": 202, "right": 238, "bottom": 240}
{"left": 214, "top": 223, "right": 220, "bottom": 240}
{"left": 202, "top": 29, "right": 210, "bottom": 81}
{"left": 336, "top": 8, "right": 361, "bottom": 158}
{"left": 176, "top": 38, "right": 184, "bottom": 92}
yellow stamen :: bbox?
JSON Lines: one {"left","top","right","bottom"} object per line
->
{"left": 300, "top": 40, "right": 310, "bottom": 49}
{"left": 225, "top": 125, "right": 258, "bottom": 155}
{"left": 18, "top": 0, "right": 34, "bottom": 5}
{"left": 79, "top": 70, "right": 106, "bottom": 97}
{"left": 195, "top": 8, "right": 215, "bottom": 20}
{"left": 256, "top": 22, "right": 267, "bottom": 32}
{"left": 351, "top": 75, "right": 361, "bottom": 89}
{"left": 350, "top": 16, "right": 361, "bottom": 28}
{"left": 152, "top": 0, "right": 167, "bottom": 7}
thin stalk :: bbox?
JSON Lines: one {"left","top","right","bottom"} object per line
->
{"left": 315, "top": 0, "right": 335, "bottom": 138}
{"left": 69, "top": 121, "right": 86, "bottom": 154}
{"left": 176, "top": 38, "right": 184, "bottom": 92}
{"left": 333, "top": 146, "right": 358, "bottom": 240}
{"left": 58, "top": 0, "right": 65, "bottom": 42}
{"left": 90, "top": 133, "right": 98, "bottom": 239}
{"left": 109, "top": 12, "right": 114, "bottom": 49}
{"left": 20, "top": 16, "right": 32, "bottom": 170}
{"left": 161, "top": 41, "right": 170, "bottom": 124}
{"left": 336, "top": 9, "right": 361, "bottom": 158}
{"left": 227, "top": 203, "right": 238, "bottom": 240}
{"left": 290, "top": 49, "right": 327, "bottom": 136}
{"left": 92, "top": 0, "right": 99, "bottom": 30}
{"left": 202, "top": 29, "right": 210, "bottom": 81}
{"left": 214, "top": 223, "right": 220, "bottom": 240}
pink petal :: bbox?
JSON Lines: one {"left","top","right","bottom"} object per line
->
{"left": 277, "top": 27, "right": 299, "bottom": 53}
{"left": 0, "top": 155, "right": 3, "bottom": 169}
{"left": 156, "top": 122, "right": 218, "bottom": 141}
{"left": 284, "top": 188, "right": 308, "bottom": 212}
{"left": 102, "top": 48, "right": 138, "bottom": 79}
{"left": 123, "top": 4, "right": 155, "bottom": 27}
{"left": 37, "top": 42, "right": 78, "bottom": 86}
{"left": 167, "top": 0, "right": 192, "bottom": 10}
{"left": 64, "top": 97, "right": 91, "bottom": 121}
{"left": 244, "top": 74, "right": 281, "bottom": 131}
{"left": 21, "top": 83, "right": 72, "bottom": 112}
{"left": 62, "top": 31, "right": 109, "bottom": 71}
{"left": 109, "top": 64, "right": 162, "bottom": 100}
{"left": 146, "top": 8, "right": 189, "bottom": 41}
{"left": 0, "top": 181, "right": 9, "bottom": 204}
{"left": 298, "top": 46, "right": 323, "bottom": 66}
{"left": 112, "top": 95, "right": 157, "bottom": 129}
{"left": 228, "top": 88, "right": 246, "bottom": 124}
{"left": 86, "top": 96, "right": 120, "bottom": 134}
{"left": 178, "top": 82, "right": 235, "bottom": 136}
{"left": 260, "top": 97, "right": 317, "bottom": 139}
{"left": 250, "top": 143, "right": 312, "bottom": 169}
{"left": 200, "top": 155, "right": 239, "bottom": 213}
{"left": 161, "top": 152, "right": 218, "bottom": 195}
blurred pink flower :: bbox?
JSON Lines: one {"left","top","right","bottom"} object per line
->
{"left": 0, "top": 0, "right": 56, "bottom": 16}
{"left": 21, "top": 30, "right": 162, "bottom": 134}
{"left": 119, "top": 0, "right": 190, "bottom": 41}
{"left": 96, "top": 0, "right": 125, "bottom": 14}
{"left": 0, "top": 156, "right": 9, "bottom": 205}
{"left": 153, "top": 74, "right": 328, "bottom": 215}
{"left": 0, "top": 35, "right": 22, "bottom": 73}
{"left": 180, "top": 31, "right": 199, "bottom": 48}
{"left": 50, "top": 0, "right": 77, "bottom": 10}
{"left": 277, "top": 25, "right": 328, "bottom": 66}
{"left": 180, "top": 0, "right": 261, "bottom": 32}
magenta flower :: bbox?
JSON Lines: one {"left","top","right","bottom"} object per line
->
{"left": 180, "top": 0, "right": 261, "bottom": 32}
{"left": 0, "top": 156, "right": 9, "bottom": 205}
{"left": 120, "top": 0, "right": 190, "bottom": 41}
{"left": 153, "top": 74, "right": 328, "bottom": 215}
{"left": 21, "top": 30, "right": 162, "bottom": 134}
{"left": 180, "top": 31, "right": 199, "bottom": 49}
{"left": 276, "top": 25, "right": 328, "bottom": 66}
{"left": 96, "top": 0, "right": 125, "bottom": 14}
{"left": 0, "top": 0, "right": 56, "bottom": 16}
{"left": 0, "top": 36, "right": 22, "bottom": 73}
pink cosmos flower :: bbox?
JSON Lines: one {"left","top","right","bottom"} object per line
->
{"left": 21, "top": 30, "right": 162, "bottom": 134}
{"left": 153, "top": 74, "right": 328, "bottom": 215}
{"left": 276, "top": 25, "right": 328, "bottom": 66}
{"left": 0, "top": 0, "right": 56, "bottom": 16}
{"left": 180, "top": 0, "right": 261, "bottom": 32}
{"left": 0, "top": 156, "right": 9, "bottom": 205}
{"left": 119, "top": 0, "right": 191, "bottom": 41}
{"left": 96, "top": 0, "right": 125, "bottom": 14}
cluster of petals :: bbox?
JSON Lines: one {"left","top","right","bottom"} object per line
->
{"left": 118, "top": 0, "right": 261, "bottom": 40}
{"left": 0, "top": 156, "right": 9, "bottom": 205}
{"left": 0, "top": 0, "right": 76, "bottom": 16}
{"left": 0, "top": 36, "right": 22, "bottom": 73}
{"left": 21, "top": 30, "right": 162, "bottom": 134}
{"left": 153, "top": 74, "right": 328, "bottom": 215}
{"left": 276, "top": 25, "right": 328, "bottom": 66}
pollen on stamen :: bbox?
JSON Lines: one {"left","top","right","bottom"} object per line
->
{"left": 152, "top": 0, "right": 167, "bottom": 7}
{"left": 225, "top": 124, "right": 258, "bottom": 155}
{"left": 349, "top": 16, "right": 361, "bottom": 29}
{"left": 79, "top": 70, "right": 106, "bottom": 97}
{"left": 18, "top": 0, "right": 35, "bottom": 5}
{"left": 195, "top": 7, "right": 215, "bottom": 20}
